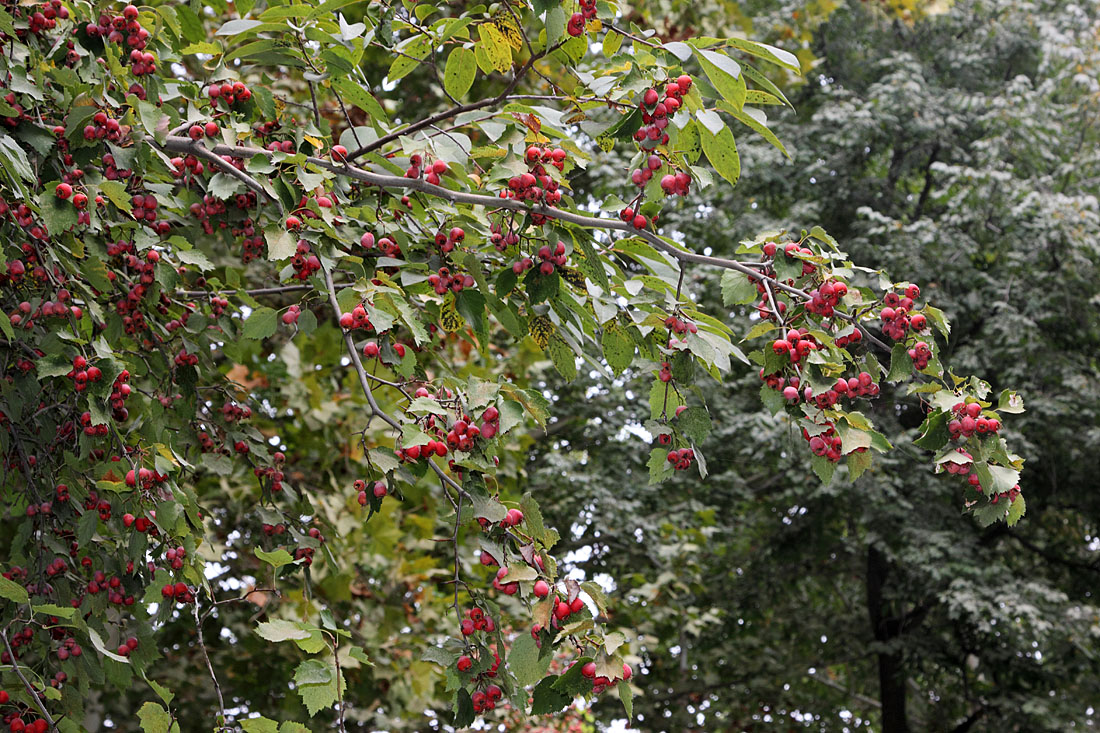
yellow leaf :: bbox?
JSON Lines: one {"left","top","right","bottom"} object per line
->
{"left": 478, "top": 23, "right": 513, "bottom": 73}
{"left": 529, "top": 315, "right": 554, "bottom": 349}
{"left": 440, "top": 294, "right": 463, "bottom": 332}
{"left": 492, "top": 12, "right": 524, "bottom": 51}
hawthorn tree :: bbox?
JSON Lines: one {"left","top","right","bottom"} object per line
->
{"left": 0, "top": 0, "right": 1030, "bottom": 730}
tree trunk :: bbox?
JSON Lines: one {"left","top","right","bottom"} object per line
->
{"left": 867, "top": 544, "right": 910, "bottom": 733}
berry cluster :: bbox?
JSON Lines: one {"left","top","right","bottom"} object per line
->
{"left": 82, "top": 110, "right": 123, "bottom": 142}
{"left": 78, "top": 411, "right": 108, "bottom": 437}
{"left": 206, "top": 80, "right": 252, "bottom": 107}
{"left": 354, "top": 479, "right": 387, "bottom": 506}
{"left": 19, "top": 0, "right": 68, "bottom": 36}
{"left": 908, "top": 340, "right": 932, "bottom": 370}
{"left": 581, "top": 659, "right": 633, "bottom": 694}
{"left": 567, "top": 0, "right": 596, "bottom": 35}
{"left": 947, "top": 402, "right": 1002, "bottom": 440}
{"left": 291, "top": 240, "right": 321, "bottom": 280}
{"left": 666, "top": 447, "right": 695, "bottom": 471}
{"left": 127, "top": 47, "right": 156, "bottom": 76}
{"left": 535, "top": 241, "right": 568, "bottom": 275}
{"left": 339, "top": 303, "right": 374, "bottom": 331}
{"left": 433, "top": 226, "right": 465, "bottom": 253}
{"left": 359, "top": 233, "right": 401, "bottom": 257}
{"left": 428, "top": 267, "right": 474, "bottom": 295}
{"left": 771, "top": 328, "right": 819, "bottom": 365}
{"left": 804, "top": 280, "right": 848, "bottom": 318}
{"left": 633, "top": 76, "right": 691, "bottom": 151}
{"left": 121, "top": 512, "right": 155, "bottom": 533}
{"left": 160, "top": 581, "right": 195, "bottom": 604}
{"left": 492, "top": 566, "right": 519, "bottom": 595}
{"left": 501, "top": 146, "right": 567, "bottom": 223}
{"left": 66, "top": 355, "right": 103, "bottom": 393}
{"left": 85, "top": 5, "right": 147, "bottom": 50}
{"left": 102, "top": 152, "right": 133, "bottom": 181}
{"left": 879, "top": 285, "right": 923, "bottom": 340}
{"left": 109, "top": 370, "right": 131, "bottom": 420}
{"left": 282, "top": 304, "right": 301, "bottom": 325}
{"left": 803, "top": 423, "right": 847, "bottom": 463}
{"left": 395, "top": 439, "right": 448, "bottom": 462}
{"left": 665, "top": 314, "right": 698, "bottom": 337}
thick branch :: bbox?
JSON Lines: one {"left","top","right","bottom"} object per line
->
{"left": 158, "top": 135, "right": 890, "bottom": 350}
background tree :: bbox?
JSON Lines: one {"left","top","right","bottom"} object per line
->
{"left": 0, "top": 0, "right": 1039, "bottom": 732}
{"left": 532, "top": 0, "right": 1100, "bottom": 730}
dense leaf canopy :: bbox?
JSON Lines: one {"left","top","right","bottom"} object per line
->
{"left": 0, "top": 0, "right": 1081, "bottom": 731}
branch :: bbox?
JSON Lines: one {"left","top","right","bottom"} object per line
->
{"left": 318, "top": 262, "right": 470, "bottom": 500}
{"left": 1, "top": 629, "right": 57, "bottom": 730}
{"left": 158, "top": 135, "right": 890, "bottom": 350}
{"left": 191, "top": 602, "right": 230, "bottom": 731}
{"left": 343, "top": 44, "right": 560, "bottom": 161}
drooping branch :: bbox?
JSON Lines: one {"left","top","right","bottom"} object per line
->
{"left": 318, "top": 261, "right": 470, "bottom": 500}
{"left": 157, "top": 134, "right": 891, "bottom": 351}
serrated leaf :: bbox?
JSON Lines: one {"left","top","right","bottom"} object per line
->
{"left": 0, "top": 575, "right": 30, "bottom": 604}
{"left": 137, "top": 702, "right": 173, "bottom": 733}
{"left": 721, "top": 270, "right": 758, "bottom": 305}
{"left": 675, "top": 406, "right": 711, "bottom": 443}
{"left": 648, "top": 447, "right": 675, "bottom": 485}
{"left": 1006, "top": 494, "right": 1026, "bottom": 526}
{"left": 241, "top": 718, "right": 279, "bottom": 733}
{"left": 255, "top": 620, "right": 311, "bottom": 642}
{"left": 886, "top": 342, "right": 911, "bottom": 382}
{"left": 242, "top": 307, "right": 279, "bottom": 340}
{"left": 847, "top": 450, "right": 872, "bottom": 480}
{"left": 265, "top": 226, "right": 296, "bottom": 261}
{"left": 508, "top": 631, "right": 549, "bottom": 687}
{"left": 530, "top": 676, "right": 571, "bottom": 714}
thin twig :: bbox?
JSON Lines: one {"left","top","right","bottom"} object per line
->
{"left": 2, "top": 629, "right": 57, "bottom": 730}
{"left": 191, "top": 603, "right": 230, "bottom": 731}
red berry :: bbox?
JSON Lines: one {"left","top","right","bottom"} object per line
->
{"left": 331, "top": 145, "right": 348, "bottom": 161}
{"left": 533, "top": 580, "right": 550, "bottom": 598}
{"left": 55, "top": 182, "right": 72, "bottom": 199}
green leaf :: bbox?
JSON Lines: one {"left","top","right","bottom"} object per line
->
{"left": 332, "top": 78, "right": 389, "bottom": 122}
{"left": 720, "top": 270, "right": 758, "bottom": 305}
{"left": 216, "top": 18, "right": 263, "bottom": 35}
{"left": 296, "top": 660, "right": 345, "bottom": 717}
{"left": 695, "top": 48, "right": 746, "bottom": 110}
{"left": 255, "top": 620, "right": 311, "bottom": 643}
{"left": 444, "top": 47, "right": 476, "bottom": 100}
{"left": 718, "top": 102, "right": 789, "bottom": 158}
{"left": 89, "top": 627, "right": 130, "bottom": 663}
{"left": 241, "top": 719, "right": 279, "bottom": 733}
{"left": 548, "top": 336, "right": 577, "bottom": 382}
{"left": 886, "top": 342, "right": 911, "bottom": 382}
{"left": 1006, "top": 494, "right": 1026, "bottom": 526}
{"left": 847, "top": 450, "right": 872, "bottom": 481}
{"left": 530, "top": 676, "right": 571, "bottom": 715}
{"left": 98, "top": 180, "right": 133, "bottom": 213}
{"left": 265, "top": 225, "right": 297, "bottom": 261}
{"left": 0, "top": 575, "right": 30, "bottom": 604}
{"left": 137, "top": 702, "right": 173, "bottom": 733}
{"left": 648, "top": 447, "right": 674, "bottom": 485}
{"left": 618, "top": 680, "right": 634, "bottom": 720}
{"left": 811, "top": 455, "right": 836, "bottom": 485}
{"left": 255, "top": 548, "right": 295, "bottom": 568}
{"left": 700, "top": 123, "right": 740, "bottom": 188}
{"left": 508, "top": 630, "right": 550, "bottom": 687}
{"left": 388, "top": 35, "right": 432, "bottom": 82}
{"left": 552, "top": 657, "right": 594, "bottom": 697}
{"left": 242, "top": 307, "right": 279, "bottom": 340}
{"left": 675, "top": 406, "right": 711, "bottom": 443}
{"left": 601, "top": 321, "right": 634, "bottom": 374}
{"left": 723, "top": 37, "right": 800, "bottom": 72}
{"left": 914, "top": 410, "right": 949, "bottom": 451}
{"left": 454, "top": 688, "right": 475, "bottom": 727}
